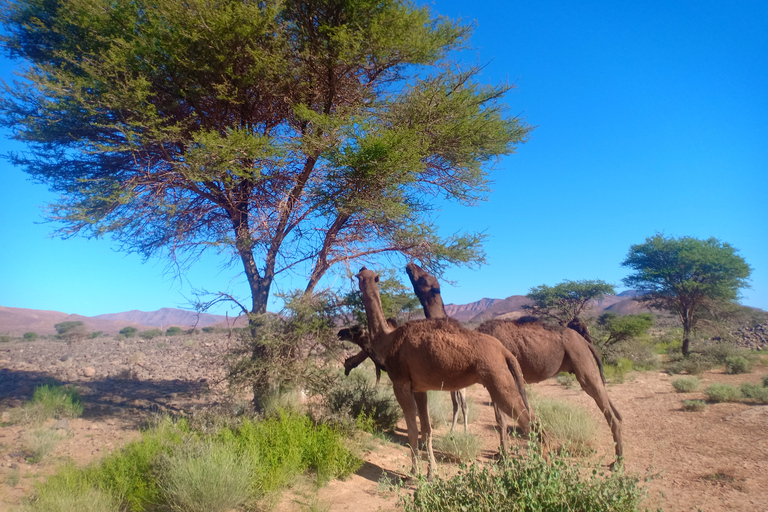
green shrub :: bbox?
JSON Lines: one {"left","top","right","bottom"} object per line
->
{"left": 158, "top": 440, "right": 253, "bottom": 512}
{"left": 140, "top": 329, "right": 163, "bottom": 340}
{"left": 21, "top": 384, "right": 84, "bottom": 423}
{"left": 433, "top": 432, "right": 480, "bottom": 462}
{"left": 763, "top": 375, "right": 768, "bottom": 387}
{"left": 671, "top": 377, "right": 701, "bottom": 393}
{"left": 400, "top": 448, "right": 647, "bottom": 512}
{"left": 705, "top": 383, "right": 742, "bottom": 403}
{"left": 23, "top": 332, "right": 38, "bottom": 342}
{"left": 0, "top": 335, "right": 11, "bottom": 343}
{"left": 530, "top": 397, "right": 596, "bottom": 456}
{"left": 682, "top": 400, "right": 707, "bottom": 412}
{"left": 555, "top": 372, "right": 576, "bottom": 389}
{"left": 603, "top": 339, "right": 659, "bottom": 371}
{"left": 22, "top": 467, "right": 119, "bottom": 512}
{"left": 166, "top": 326, "right": 182, "bottom": 336}
{"left": 740, "top": 382, "right": 768, "bottom": 403}
{"left": 725, "top": 356, "right": 752, "bottom": 374}
{"left": 604, "top": 358, "right": 633, "bottom": 383}
{"left": 324, "top": 373, "right": 401, "bottom": 433}
{"left": 665, "top": 352, "right": 720, "bottom": 375}
{"left": 119, "top": 327, "right": 138, "bottom": 338}
{"left": 202, "top": 326, "right": 216, "bottom": 333}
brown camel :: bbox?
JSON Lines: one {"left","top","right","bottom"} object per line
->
{"left": 355, "top": 267, "right": 539, "bottom": 479}
{"left": 404, "top": 263, "right": 468, "bottom": 432}
{"left": 405, "top": 262, "right": 623, "bottom": 462}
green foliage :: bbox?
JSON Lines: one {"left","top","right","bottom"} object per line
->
{"left": 400, "top": 448, "right": 648, "bottom": 512}
{"left": 90, "top": 331, "right": 103, "bottom": 338}
{"left": 139, "top": 329, "right": 162, "bottom": 340}
{"left": 166, "top": 326, "right": 182, "bottom": 336}
{"left": 201, "top": 326, "right": 216, "bottom": 333}
{"left": 29, "top": 413, "right": 360, "bottom": 511}
{"left": 120, "top": 327, "right": 138, "bottom": 338}
{"left": 555, "top": 372, "right": 576, "bottom": 389}
{"left": 0, "top": 0, "right": 527, "bottom": 322}
{"left": 682, "top": 400, "right": 707, "bottom": 412}
{"left": 23, "top": 466, "right": 119, "bottom": 512}
{"left": 54, "top": 321, "right": 87, "bottom": 344}
{"left": 24, "top": 384, "right": 84, "bottom": 422}
{"left": 524, "top": 280, "right": 615, "bottom": 324}
{"left": 323, "top": 373, "right": 401, "bottom": 434}
{"left": 603, "top": 358, "right": 634, "bottom": 383}
{"left": 622, "top": 234, "right": 752, "bottom": 355}
{"left": 596, "top": 313, "right": 654, "bottom": 349}
{"left": 725, "top": 355, "right": 752, "bottom": 374}
{"left": 671, "top": 377, "right": 701, "bottom": 393}
{"left": 433, "top": 432, "right": 480, "bottom": 462}
{"left": 705, "top": 383, "right": 742, "bottom": 402}
{"left": 158, "top": 441, "right": 253, "bottom": 512}
{"left": 529, "top": 397, "right": 596, "bottom": 456}
{"left": 602, "top": 338, "right": 659, "bottom": 371}
{"left": 0, "top": 334, "right": 11, "bottom": 343}
{"left": 344, "top": 268, "right": 421, "bottom": 325}
{"left": 23, "top": 331, "right": 38, "bottom": 341}
{"left": 739, "top": 382, "right": 768, "bottom": 403}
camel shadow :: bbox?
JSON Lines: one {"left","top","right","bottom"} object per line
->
{"left": 355, "top": 460, "right": 409, "bottom": 485}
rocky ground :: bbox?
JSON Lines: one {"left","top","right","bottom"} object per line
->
{"left": 1, "top": 333, "right": 768, "bottom": 511}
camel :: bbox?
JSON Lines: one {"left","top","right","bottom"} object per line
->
{"left": 354, "top": 267, "right": 540, "bottom": 479}
{"left": 404, "top": 263, "right": 468, "bottom": 433}
{"left": 404, "top": 262, "right": 623, "bottom": 463}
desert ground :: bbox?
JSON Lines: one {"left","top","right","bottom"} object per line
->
{"left": 1, "top": 334, "right": 767, "bottom": 511}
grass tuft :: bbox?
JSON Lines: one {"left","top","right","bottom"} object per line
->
{"left": 705, "top": 383, "right": 742, "bottom": 402}
{"left": 682, "top": 400, "right": 707, "bottom": 412}
{"left": 530, "top": 396, "right": 596, "bottom": 456}
{"left": 433, "top": 432, "right": 480, "bottom": 462}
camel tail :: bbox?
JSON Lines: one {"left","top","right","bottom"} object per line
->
{"left": 506, "top": 354, "right": 531, "bottom": 413}
{"left": 587, "top": 341, "right": 608, "bottom": 385}
{"left": 609, "top": 398, "right": 622, "bottom": 421}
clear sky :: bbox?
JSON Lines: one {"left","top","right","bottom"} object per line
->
{"left": 0, "top": 0, "right": 766, "bottom": 317}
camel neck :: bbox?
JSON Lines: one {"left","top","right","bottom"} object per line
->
{"left": 422, "top": 295, "right": 447, "bottom": 319}
{"left": 359, "top": 280, "right": 393, "bottom": 339}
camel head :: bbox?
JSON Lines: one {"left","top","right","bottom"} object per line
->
{"left": 405, "top": 262, "right": 445, "bottom": 318}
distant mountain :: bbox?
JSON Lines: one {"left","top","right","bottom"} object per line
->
{"left": 0, "top": 306, "right": 154, "bottom": 336}
{"left": 467, "top": 295, "right": 534, "bottom": 323}
{"left": 444, "top": 298, "right": 503, "bottom": 322}
{"left": 93, "top": 308, "right": 225, "bottom": 329}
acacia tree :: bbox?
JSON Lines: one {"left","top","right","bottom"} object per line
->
{"left": 0, "top": 0, "right": 530, "bottom": 325}
{"left": 622, "top": 234, "right": 752, "bottom": 356}
{"left": 523, "top": 280, "right": 616, "bottom": 325}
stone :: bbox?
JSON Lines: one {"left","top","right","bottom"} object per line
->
{"left": 82, "top": 367, "right": 97, "bottom": 378}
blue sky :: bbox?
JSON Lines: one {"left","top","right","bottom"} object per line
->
{"left": 1, "top": 0, "right": 766, "bottom": 317}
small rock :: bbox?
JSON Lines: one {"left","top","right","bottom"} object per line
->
{"left": 54, "top": 419, "right": 69, "bottom": 429}
{"left": 82, "top": 367, "right": 97, "bottom": 378}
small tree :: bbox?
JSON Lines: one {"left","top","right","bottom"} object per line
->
{"left": 596, "top": 313, "right": 654, "bottom": 349}
{"left": 524, "top": 280, "right": 615, "bottom": 325}
{"left": 622, "top": 234, "right": 752, "bottom": 356}
{"left": 23, "top": 332, "right": 38, "bottom": 341}
{"left": 119, "top": 326, "right": 138, "bottom": 338}
{"left": 54, "top": 321, "right": 87, "bottom": 344}
{"left": 166, "top": 326, "right": 182, "bottom": 336}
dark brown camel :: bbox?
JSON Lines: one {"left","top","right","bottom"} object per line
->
{"left": 404, "top": 262, "right": 623, "bottom": 463}
{"left": 354, "top": 267, "right": 540, "bottom": 479}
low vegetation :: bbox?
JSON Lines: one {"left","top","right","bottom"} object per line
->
{"left": 682, "top": 400, "right": 707, "bottom": 412}
{"left": 672, "top": 377, "right": 701, "bottom": 393}
{"left": 529, "top": 396, "right": 596, "bottom": 456}
{"left": 20, "top": 413, "right": 361, "bottom": 512}
{"left": 12, "top": 383, "right": 84, "bottom": 424}
{"left": 433, "top": 432, "right": 481, "bottom": 462}
{"left": 400, "top": 447, "right": 649, "bottom": 512}
{"left": 704, "top": 379, "right": 768, "bottom": 404}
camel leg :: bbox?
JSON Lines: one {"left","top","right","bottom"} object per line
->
{"left": 491, "top": 402, "right": 509, "bottom": 455}
{"left": 571, "top": 359, "right": 623, "bottom": 461}
{"left": 449, "top": 389, "right": 468, "bottom": 433}
{"left": 392, "top": 383, "right": 421, "bottom": 478}
{"left": 413, "top": 391, "right": 436, "bottom": 480}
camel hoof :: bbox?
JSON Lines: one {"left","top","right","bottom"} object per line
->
{"left": 608, "top": 458, "right": 624, "bottom": 472}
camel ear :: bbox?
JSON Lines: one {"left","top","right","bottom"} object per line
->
{"left": 431, "top": 286, "right": 440, "bottom": 295}
{"left": 374, "top": 274, "right": 379, "bottom": 283}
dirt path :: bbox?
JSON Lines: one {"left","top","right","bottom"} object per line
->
{"left": 1, "top": 335, "right": 767, "bottom": 511}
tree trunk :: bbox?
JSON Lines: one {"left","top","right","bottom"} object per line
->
{"left": 681, "top": 309, "right": 693, "bottom": 357}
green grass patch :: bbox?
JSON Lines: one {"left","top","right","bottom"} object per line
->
{"left": 433, "top": 432, "right": 480, "bottom": 462}
{"left": 400, "top": 448, "right": 648, "bottom": 512}
{"left": 671, "top": 377, "right": 701, "bottom": 393}
{"left": 555, "top": 372, "right": 576, "bottom": 389}
{"left": 725, "top": 356, "right": 752, "bottom": 374}
{"left": 530, "top": 396, "right": 596, "bottom": 456}
{"left": 603, "top": 358, "right": 633, "bottom": 383}
{"left": 23, "top": 428, "right": 69, "bottom": 463}
{"left": 740, "top": 382, "right": 768, "bottom": 403}
{"left": 14, "top": 384, "right": 84, "bottom": 424}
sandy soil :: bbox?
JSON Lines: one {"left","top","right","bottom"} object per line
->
{"left": 1, "top": 351, "right": 767, "bottom": 511}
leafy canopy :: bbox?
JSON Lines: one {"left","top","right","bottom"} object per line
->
{"left": 0, "top": 0, "right": 531, "bottom": 316}
{"left": 621, "top": 234, "right": 751, "bottom": 355}
{"left": 524, "top": 280, "right": 615, "bottom": 324}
